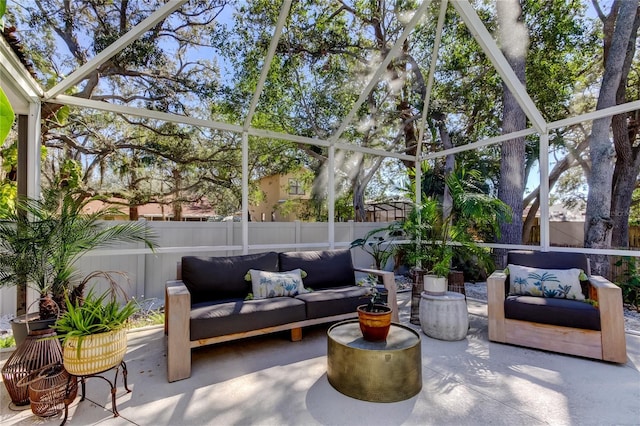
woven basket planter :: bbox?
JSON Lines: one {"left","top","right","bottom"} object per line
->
{"left": 63, "top": 328, "right": 128, "bottom": 376}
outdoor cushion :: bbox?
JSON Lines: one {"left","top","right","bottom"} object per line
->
{"left": 247, "top": 269, "right": 309, "bottom": 299}
{"left": 189, "top": 297, "right": 306, "bottom": 340}
{"left": 507, "top": 264, "right": 585, "bottom": 300}
{"left": 295, "top": 285, "right": 368, "bottom": 319}
{"left": 506, "top": 251, "right": 591, "bottom": 299}
{"left": 279, "top": 249, "right": 355, "bottom": 290}
{"left": 504, "top": 295, "right": 601, "bottom": 331}
{"left": 182, "top": 252, "right": 279, "bottom": 304}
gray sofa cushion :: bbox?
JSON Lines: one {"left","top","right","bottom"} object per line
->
{"left": 190, "top": 297, "right": 306, "bottom": 341}
{"left": 279, "top": 249, "right": 355, "bottom": 290}
{"left": 295, "top": 286, "right": 368, "bottom": 319}
{"left": 504, "top": 295, "right": 601, "bottom": 331}
{"left": 182, "top": 252, "right": 279, "bottom": 304}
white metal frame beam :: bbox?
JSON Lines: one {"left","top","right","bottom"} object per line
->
{"left": 329, "top": 0, "right": 434, "bottom": 144}
{"left": 44, "top": 0, "right": 188, "bottom": 100}
{"left": 452, "top": 0, "right": 547, "bottom": 133}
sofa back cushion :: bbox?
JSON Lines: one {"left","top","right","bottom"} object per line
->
{"left": 279, "top": 249, "right": 355, "bottom": 289}
{"left": 182, "top": 252, "right": 279, "bottom": 303}
{"left": 506, "top": 251, "right": 590, "bottom": 299}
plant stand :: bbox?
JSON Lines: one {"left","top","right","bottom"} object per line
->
{"left": 410, "top": 268, "right": 426, "bottom": 324}
{"left": 61, "top": 360, "right": 131, "bottom": 426}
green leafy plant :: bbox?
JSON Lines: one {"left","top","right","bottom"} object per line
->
{"left": 350, "top": 222, "right": 404, "bottom": 271}
{"left": 357, "top": 275, "right": 387, "bottom": 312}
{"left": 0, "top": 186, "right": 156, "bottom": 319}
{"left": 403, "top": 169, "right": 512, "bottom": 278}
{"left": 615, "top": 256, "right": 640, "bottom": 312}
{"left": 54, "top": 280, "right": 137, "bottom": 356}
{"left": 0, "top": 335, "right": 15, "bottom": 348}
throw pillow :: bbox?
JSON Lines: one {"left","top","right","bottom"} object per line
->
{"left": 507, "top": 264, "right": 585, "bottom": 301}
{"left": 247, "top": 269, "right": 309, "bottom": 299}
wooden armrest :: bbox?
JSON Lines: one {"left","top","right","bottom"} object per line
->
{"left": 487, "top": 270, "right": 507, "bottom": 341}
{"left": 165, "top": 279, "right": 192, "bottom": 381}
{"left": 354, "top": 268, "right": 399, "bottom": 322}
{"left": 587, "top": 275, "right": 626, "bottom": 362}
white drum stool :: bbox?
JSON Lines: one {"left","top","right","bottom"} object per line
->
{"left": 419, "top": 291, "right": 469, "bottom": 341}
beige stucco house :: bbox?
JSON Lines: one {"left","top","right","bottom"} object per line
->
{"left": 251, "top": 169, "right": 312, "bottom": 222}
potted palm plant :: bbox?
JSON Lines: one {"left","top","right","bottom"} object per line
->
{"left": 0, "top": 187, "right": 156, "bottom": 345}
{"left": 403, "top": 169, "right": 512, "bottom": 293}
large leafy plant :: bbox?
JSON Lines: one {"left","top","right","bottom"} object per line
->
{"left": 350, "top": 222, "right": 404, "bottom": 271}
{"left": 0, "top": 187, "right": 156, "bottom": 319}
{"left": 403, "top": 169, "right": 512, "bottom": 277}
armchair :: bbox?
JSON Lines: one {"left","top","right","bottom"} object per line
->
{"left": 487, "top": 251, "right": 626, "bottom": 363}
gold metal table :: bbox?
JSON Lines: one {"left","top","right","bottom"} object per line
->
{"left": 327, "top": 320, "right": 422, "bottom": 402}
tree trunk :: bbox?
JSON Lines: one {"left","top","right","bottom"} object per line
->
{"left": 585, "top": 1, "right": 637, "bottom": 276}
{"left": 496, "top": 0, "right": 529, "bottom": 266}
{"left": 610, "top": 7, "right": 640, "bottom": 248}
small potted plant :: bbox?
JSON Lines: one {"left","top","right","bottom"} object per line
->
{"left": 53, "top": 273, "right": 137, "bottom": 376}
{"left": 356, "top": 276, "right": 392, "bottom": 341}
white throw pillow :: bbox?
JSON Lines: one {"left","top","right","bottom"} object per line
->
{"left": 507, "top": 264, "right": 585, "bottom": 301}
{"left": 248, "top": 269, "right": 309, "bottom": 299}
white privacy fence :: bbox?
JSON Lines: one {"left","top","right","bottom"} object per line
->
{"left": 0, "top": 221, "right": 386, "bottom": 317}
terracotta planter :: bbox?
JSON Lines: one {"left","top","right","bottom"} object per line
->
{"left": 357, "top": 304, "right": 392, "bottom": 342}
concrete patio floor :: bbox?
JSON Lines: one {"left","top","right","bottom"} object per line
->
{"left": 2, "top": 292, "right": 639, "bottom": 426}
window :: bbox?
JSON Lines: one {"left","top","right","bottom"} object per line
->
{"left": 288, "top": 179, "right": 305, "bottom": 195}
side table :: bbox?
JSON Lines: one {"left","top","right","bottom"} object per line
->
{"left": 327, "top": 320, "right": 422, "bottom": 402}
{"left": 419, "top": 291, "right": 468, "bottom": 341}
{"left": 61, "top": 361, "right": 131, "bottom": 425}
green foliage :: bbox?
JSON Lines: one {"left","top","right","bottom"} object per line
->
{"left": 350, "top": 222, "right": 404, "bottom": 270}
{"left": 403, "top": 168, "right": 512, "bottom": 277}
{"left": 0, "top": 187, "right": 157, "bottom": 318}
{"left": 615, "top": 257, "right": 640, "bottom": 312}
{"left": 0, "top": 335, "right": 15, "bottom": 349}
{"left": 54, "top": 288, "right": 137, "bottom": 356}
{"left": 0, "top": 88, "right": 14, "bottom": 145}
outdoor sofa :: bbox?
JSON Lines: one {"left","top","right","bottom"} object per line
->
{"left": 165, "top": 249, "right": 398, "bottom": 382}
{"left": 487, "top": 250, "right": 626, "bottom": 363}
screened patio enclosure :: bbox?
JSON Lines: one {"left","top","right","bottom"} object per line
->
{"left": 1, "top": 0, "right": 639, "bottom": 261}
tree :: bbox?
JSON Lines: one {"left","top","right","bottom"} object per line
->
{"left": 496, "top": 0, "right": 528, "bottom": 255}
{"left": 585, "top": 0, "right": 638, "bottom": 275}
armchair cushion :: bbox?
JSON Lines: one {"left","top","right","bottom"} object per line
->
{"left": 507, "top": 264, "right": 586, "bottom": 301}
{"left": 504, "top": 295, "right": 601, "bottom": 331}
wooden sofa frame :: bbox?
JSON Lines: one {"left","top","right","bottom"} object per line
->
{"left": 487, "top": 270, "right": 627, "bottom": 363}
{"left": 166, "top": 266, "right": 398, "bottom": 382}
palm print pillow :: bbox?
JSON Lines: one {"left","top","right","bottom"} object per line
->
{"left": 506, "top": 264, "right": 586, "bottom": 301}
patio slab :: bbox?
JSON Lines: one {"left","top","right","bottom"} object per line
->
{"left": 2, "top": 293, "right": 639, "bottom": 425}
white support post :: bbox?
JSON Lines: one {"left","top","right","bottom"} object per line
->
{"left": 539, "top": 132, "right": 550, "bottom": 250}
{"left": 27, "top": 100, "right": 41, "bottom": 198}
{"left": 242, "top": 132, "right": 249, "bottom": 254}
{"left": 328, "top": 145, "right": 336, "bottom": 249}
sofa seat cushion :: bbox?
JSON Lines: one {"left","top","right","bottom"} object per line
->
{"left": 295, "top": 286, "right": 369, "bottom": 319}
{"left": 190, "top": 297, "right": 306, "bottom": 341}
{"left": 504, "top": 295, "right": 601, "bottom": 331}
{"left": 279, "top": 249, "right": 355, "bottom": 290}
{"left": 182, "top": 252, "right": 279, "bottom": 304}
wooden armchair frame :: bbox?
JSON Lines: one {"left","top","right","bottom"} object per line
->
{"left": 487, "top": 268, "right": 626, "bottom": 363}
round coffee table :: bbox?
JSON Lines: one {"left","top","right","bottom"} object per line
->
{"left": 326, "top": 320, "right": 422, "bottom": 402}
